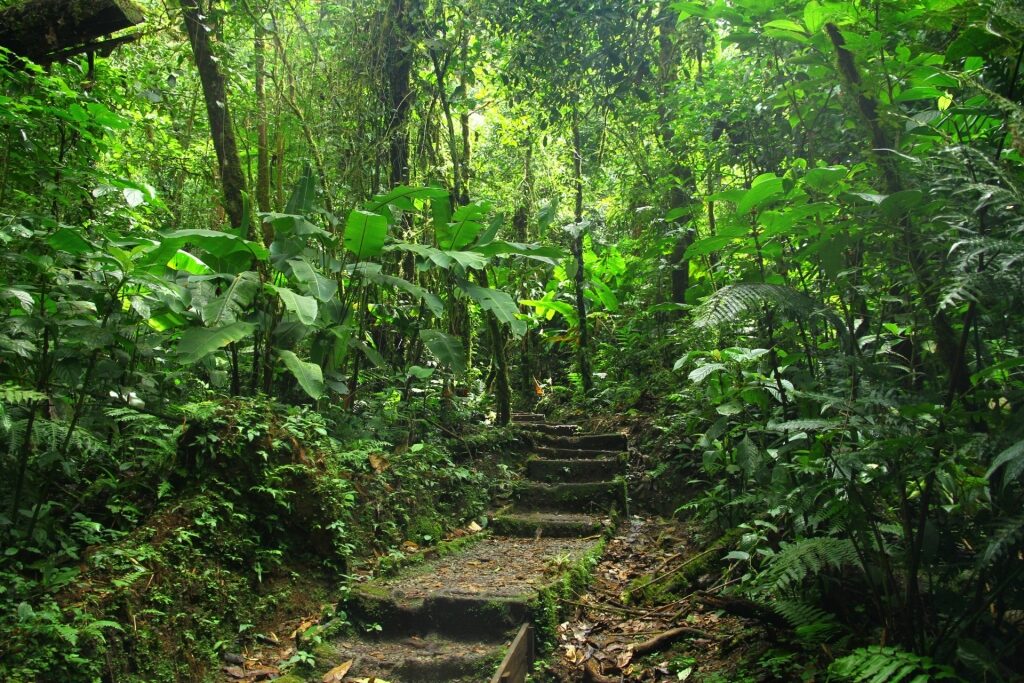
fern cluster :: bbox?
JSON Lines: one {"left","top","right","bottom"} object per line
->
{"left": 830, "top": 646, "right": 958, "bottom": 682}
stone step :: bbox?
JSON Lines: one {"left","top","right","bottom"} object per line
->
{"left": 346, "top": 536, "right": 597, "bottom": 639}
{"left": 316, "top": 632, "right": 504, "bottom": 683}
{"left": 536, "top": 432, "right": 628, "bottom": 451}
{"left": 534, "top": 445, "right": 623, "bottom": 460}
{"left": 491, "top": 508, "right": 606, "bottom": 538}
{"left": 513, "top": 481, "right": 627, "bottom": 514}
{"left": 527, "top": 456, "right": 625, "bottom": 483}
{"left": 511, "top": 412, "right": 546, "bottom": 423}
{"left": 519, "top": 422, "right": 580, "bottom": 437}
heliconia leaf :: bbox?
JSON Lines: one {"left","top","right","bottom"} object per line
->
{"left": 274, "top": 286, "right": 318, "bottom": 325}
{"left": 287, "top": 258, "right": 338, "bottom": 302}
{"left": 285, "top": 164, "right": 317, "bottom": 215}
{"left": 438, "top": 202, "right": 489, "bottom": 250}
{"left": 344, "top": 210, "right": 388, "bottom": 260}
{"left": 368, "top": 185, "right": 449, "bottom": 212}
{"left": 177, "top": 321, "right": 255, "bottom": 364}
{"left": 520, "top": 298, "right": 578, "bottom": 324}
{"left": 278, "top": 350, "right": 324, "bottom": 399}
{"left": 420, "top": 329, "right": 466, "bottom": 375}
{"left": 458, "top": 280, "right": 527, "bottom": 336}
{"left": 201, "top": 271, "right": 260, "bottom": 326}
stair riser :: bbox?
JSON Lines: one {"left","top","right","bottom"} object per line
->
{"left": 511, "top": 413, "right": 546, "bottom": 424}
{"left": 527, "top": 458, "right": 624, "bottom": 483}
{"left": 537, "top": 433, "right": 628, "bottom": 451}
{"left": 514, "top": 482, "right": 627, "bottom": 514}
{"left": 491, "top": 515, "right": 603, "bottom": 538}
{"left": 521, "top": 423, "right": 580, "bottom": 437}
{"left": 534, "top": 446, "right": 623, "bottom": 460}
{"left": 349, "top": 591, "right": 527, "bottom": 640}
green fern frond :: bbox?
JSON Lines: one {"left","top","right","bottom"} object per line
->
{"left": 760, "top": 536, "right": 861, "bottom": 593}
{"left": 774, "top": 598, "right": 843, "bottom": 644}
{"left": 978, "top": 514, "right": 1024, "bottom": 570}
{"left": 830, "top": 645, "right": 958, "bottom": 682}
{"left": 691, "top": 284, "right": 848, "bottom": 342}
{"left": 0, "top": 383, "right": 45, "bottom": 405}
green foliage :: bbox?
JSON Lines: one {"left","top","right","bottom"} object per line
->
{"left": 830, "top": 646, "right": 958, "bottom": 682}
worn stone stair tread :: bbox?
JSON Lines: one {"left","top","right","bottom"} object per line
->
{"left": 510, "top": 412, "right": 546, "bottom": 423}
{"left": 349, "top": 535, "right": 597, "bottom": 638}
{"left": 514, "top": 481, "right": 626, "bottom": 513}
{"left": 318, "top": 632, "right": 507, "bottom": 683}
{"left": 537, "top": 432, "right": 628, "bottom": 451}
{"left": 527, "top": 456, "right": 625, "bottom": 483}
{"left": 491, "top": 507, "right": 607, "bottom": 537}
{"left": 518, "top": 422, "right": 581, "bottom": 437}
{"left": 534, "top": 445, "right": 624, "bottom": 460}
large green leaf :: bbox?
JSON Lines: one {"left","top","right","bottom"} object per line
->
{"left": 278, "top": 350, "right": 324, "bottom": 399}
{"left": 201, "top": 271, "right": 260, "bottom": 326}
{"left": 177, "top": 321, "right": 255, "bottom": 364}
{"left": 285, "top": 164, "right": 317, "bottom": 215}
{"left": 588, "top": 278, "right": 619, "bottom": 312}
{"left": 473, "top": 240, "right": 564, "bottom": 265}
{"left": 368, "top": 185, "right": 449, "bottom": 212}
{"left": 737, "top": 174, "right": 784, "bottom": 214}
{"left": 344, "top": 210, "right": 388, "bottom": 259}
{"left": 458, "top": 280, "right": 527, "bottom": 336}
{"left": 288, "top": 258, "right": 338, "bottom": 302}
{"left": 438, "top": 202, "right": 488, "bottom": 250}
{"left": 521, "top": 298, "right": 578, "bottom": 324}
{"left": 274, "top": 286, "right": 319, "bottom": 325}
{"left": 420, "top": 329, "right": 466, "bottom": 375}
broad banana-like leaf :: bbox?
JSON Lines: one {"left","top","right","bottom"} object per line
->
{"left": 344, "top": 210, "right": 388, "bottom": 259}
{"left": 278, "top": 349, "right": 324, "bottom": 399}
{"left": 458, "top": 280, "right": 526, "bottom": 336}
{"left": 520, "top": 298, "right": 578, "bottom": 325}
{"left": 285, "top": 164, "right": 317, "bottom": 215}
{"left": 273, "top": 286, "right": 318, "bottom": 325}
{"left": 368, "top": 185, "right": 448, "bottom": 212}
{"left": 201, "top": 271, "right": 260, "bottom": 326}
{"left": 177, "top": 321, "right": 255, "bottom": 364}
{"left": 437, "top": 202, "right": 489, "bottom": 250}
{"left": 287, "top": 258, "right": 338, "bottom": 302}
{"left": 419, "top": 329, "right": 466, "bottom": 375}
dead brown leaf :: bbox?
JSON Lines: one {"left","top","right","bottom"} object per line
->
{"left": 322, "top": 659, "right": 353, "bottom": 683}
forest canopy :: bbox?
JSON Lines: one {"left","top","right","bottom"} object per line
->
{"left": 1, "top": 0, "right": 1022, "bottom": 681}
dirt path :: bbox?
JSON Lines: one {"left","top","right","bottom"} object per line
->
{"left": 218, "top": 413, "right": 630, "bottom": 683}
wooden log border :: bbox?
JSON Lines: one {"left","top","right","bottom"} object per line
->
{"left": 491, "top": 622, "right": 535, "bottom": 683}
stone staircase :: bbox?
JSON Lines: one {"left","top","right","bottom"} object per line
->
{"left": 311, "top": 413, "right": 628, "bottom": 683}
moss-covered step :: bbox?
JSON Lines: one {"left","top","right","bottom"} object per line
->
{"left": 310, "top": 632, "right": 506, "bottom": 683}
{"left": 519, "top": 422, "right": 581, "bottom": 437}
{"left": 536, "top": 432, "right": 628, "bottom": 451}
{"left": 490, "top": 507, "right": 606, "bottom": 538}
{"left": 346, "top": 536, "right": 598, "bottom": 639}
{"left": 526, "top": 456, "right": 625, "bottom": 483}
{"left": 534, "top": 445, "right": 623, "bottom": 460}
{"left": 513, "top": 480, "right": 627, "bottom": 513}
{"left": 511, "top": 412, "right": 546, "bottom": 423}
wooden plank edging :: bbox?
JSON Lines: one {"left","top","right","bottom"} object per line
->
{"left": 491, "top": 622, "right": 535, "bottom": 683}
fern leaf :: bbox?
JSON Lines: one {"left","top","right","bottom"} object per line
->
{"left": 760, "top": 536, "right": 861, "bottom": 593}
{"left": 978, "top": 514, "right": 1024, "bottom": 570}
{"left": 691, "top": 284, "right": 848, "bottom": 341}
{"left": 830, "top": 645, "right": 957, "bottom": 682}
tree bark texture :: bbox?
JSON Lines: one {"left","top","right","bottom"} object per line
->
{"left": 180, "top": 0, "right": 251, "bottom": 238}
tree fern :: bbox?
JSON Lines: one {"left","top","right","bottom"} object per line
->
{"left": 759, "top": 536, "right": 861, "bottom": 593}
{"left": 691, "top": 283, "right": 848, "bottom": 342}
{"left": 830, "top": 645, "right": 958, "bottom": 682}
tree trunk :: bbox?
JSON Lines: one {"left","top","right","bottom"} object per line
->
{"left": 571, "top": 107, "right": 593, "bottom": 395}
{"left": 254, "top": 21, "right": 271, "bottom": 213}
{"left": 657, "top": 2, "right": 697, "bottom": 309}
{"left": 384, "top": 0, "right": 414, "bottom": 189}
{"left": 180, "top": 0, "right": 252, "bottom": 239}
